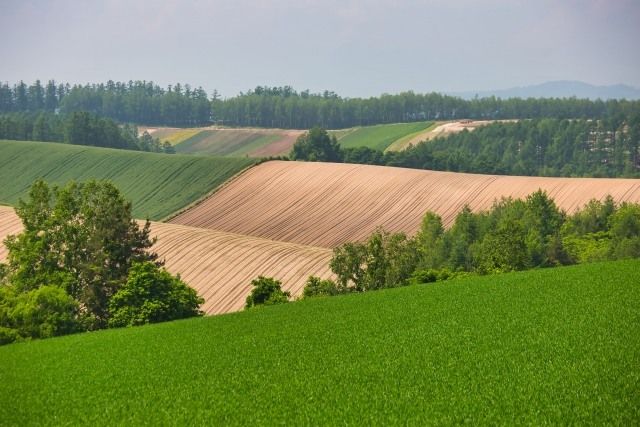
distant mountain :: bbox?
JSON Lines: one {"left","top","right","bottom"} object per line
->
{"left": 451, "top": 81, "right": 640, "bottom": 100}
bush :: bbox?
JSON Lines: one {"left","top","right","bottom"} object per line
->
{"left": 245, "top": 276, "right": 291, "bottom": 309}
{"left": 108, "top": 262, "right": 203, "bottom": 328}
{"left": 0, "top": 326, "right": 20, "bottom": 345}
{"left": 8, "top": 286, "right": 81, "bottom": 339}
{"left": 302, "top": 276, "right": 342, "bottom": 298}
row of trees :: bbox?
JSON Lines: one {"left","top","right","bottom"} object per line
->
{"left": 3, "top": 80, "right": 640, "bottom": 128}
{"left": 240, "top": 191, "right": 640, "bottom": 306}
{"left": 0, "top": 181, "right": 203, "bottom": 345}
{"left": 302, "top": 191, "right": 640, "bottom": 297}
{"left": 386, "top": 117, "right": 640, "bottom": 177}
{"left": 0, "top": 112, "right": 174, "bottom": 153}
{"left": 0, "top": 80, "right": 211, "bottom": 126}
{"left": 291, "top": 121, "right": 640, "bottom": 178}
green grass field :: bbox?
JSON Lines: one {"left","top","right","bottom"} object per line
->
{"left": 332, "top": 121, "right": 433, "bottom": 151}
{"left": 175, "top": 130, "right": 281, "bottom": 157}
{"left": 0, "top": 140, "right": 256, "bottom": 220}
{"left": 1, "top": 260, "right": 638, "bottom": 425}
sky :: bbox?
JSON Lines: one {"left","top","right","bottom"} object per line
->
{"left": 1, "top": 0, "right": 639, "bottom": 98}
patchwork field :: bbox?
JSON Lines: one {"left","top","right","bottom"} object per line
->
{"left": 140, "top": 126, "right": 304, "bottom": 157}
{"left": 330, "top": 121, "right": 434, "bottom": 151}
{"left": 0, "top": 140, "right": 256, "bottom": 220}
{"left": 0, "top": 206, "right": 332, "bottom": 314}
{"left": 170, "top": 161, "right": 640, "bottom": 247}
{"left": 1, "top": 260, "right": 638, "bottom": 424}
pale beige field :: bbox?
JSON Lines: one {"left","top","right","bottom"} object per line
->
{"left": 170, "top": 161, "right": 640, "bottom": 248}
{"left": 0, "top": 206, "right": 332, "bottom": 315}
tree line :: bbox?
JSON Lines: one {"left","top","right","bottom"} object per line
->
{"left": 291, "top": 120, "right": 640, "bottom": 178}
{"left": 3, "top": 80, "right": 640, "bottom": 129}
{"left": 243, "top": 190, "right": 640, "bottom": 305}
{"left": 0, "top": 111, "right": 174, "bottom": 153}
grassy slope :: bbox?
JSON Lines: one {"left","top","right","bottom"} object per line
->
{"left": 0, "top": 140, "right": 256, "bottom": 220}
{"left": 334, "top": 121, "right": 433, "bottom": 151}
{"left": 1, "top": 260, "right": 638, "bottom": 425}
{"left": 175, "top": 130, "right": 280, "bottom": 157}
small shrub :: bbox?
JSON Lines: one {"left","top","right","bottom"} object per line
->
{"left": 245, "top": 276, "right": 290, "bottom": 309}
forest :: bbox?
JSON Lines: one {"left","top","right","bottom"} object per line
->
{"left": 2, "top": 80, "right": 640, "bottom": 128}
{"left": 0, "top": 111, "right": 173, "bottom": 153}
{"left": 291, "top": 120, "right": 640, "bottom": 178}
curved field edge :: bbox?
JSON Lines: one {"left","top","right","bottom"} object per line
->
{"left": 0, "top": 139, "right": 256, "bottom": 220}
{"left": 331, "top": 121, "right": 434, "bottom": 151}
{"left": 169, "top": 161, "right": 640, "bottom": 248}
{"left": 0, "top": 260, "right": 638, "bottom": 425}
{"left": 0, "top": 206, "right": 333, "bottom": 315}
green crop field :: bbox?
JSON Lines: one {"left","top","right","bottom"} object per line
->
{"left": 0, "top": 140, "right": 256, "bottom": 220}
{"left": 1, "top": 260, "right": 638, "bottom": 425}
{"left": 175, "top": 130, "right": 281, "bottom": 157}
{"left": 332, "top": 121, "right": 433, "bottom": 151}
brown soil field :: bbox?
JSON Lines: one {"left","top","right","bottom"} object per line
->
{"left": 169, "top": 161, "right": 640, "bottom": 248}
{"left": 0, "top": 206, "right": 333, "bottom": 315}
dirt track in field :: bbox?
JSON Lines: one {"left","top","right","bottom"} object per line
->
{"left": 0, "top": 206, "right": 332, "bottom": 315}
{"left": 169, "top": 161, "right": 640, "bottom": 248}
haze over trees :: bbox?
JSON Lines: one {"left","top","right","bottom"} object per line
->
{"left": 0, "top": 111, "right": 174, "bottom": 153}
{"left": 3, "top": 80, "right": 640, "bottom": 129}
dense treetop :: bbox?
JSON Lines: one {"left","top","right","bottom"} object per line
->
{"left": 2, "top": 80, "right": 640, "bottom": 128}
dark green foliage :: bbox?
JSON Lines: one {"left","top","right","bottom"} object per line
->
{"left": 388, "top": 118, "right": 640, "bottom": 178}
{"left": 330, "top": 229, "right": 418, "bottom": 291}
{"left": 2, "top": 180, "right": 158, "bottom": 330}
{"left": 0, "top": 260, "right": 638, "bottom": 425}
{"left": 0, "top": 111, "right": 169, "bottom": 153}
{"left": 342, "top": 146, "right": 384, "bottom": 165}
{"left": 245, "top": 276, "right": 291, "bottom": 308}
{"left": 108, "top": 262, "right": 203, "bottom": 327}
{"left": 0, "top": 180, "right": 203, "bottom": 343}
{"left": 301, "top": 276, "right": 342, "bottom": 298}
{"left": 289, "top": 127, "right": 342, "bottom": 162}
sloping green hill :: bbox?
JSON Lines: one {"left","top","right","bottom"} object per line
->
{"left": 1, "top": 260, "right": 638, "bottom": 425}
{"left": 332, "top": 121, "right": 433, "bottom": 151}
{"left": 0, "top": 140, "right": 256, "bottom": 220}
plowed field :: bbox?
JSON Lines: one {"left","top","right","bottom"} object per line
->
{"left": 170, "top": 161, "right": 640, "bottom": 248}
{"left": 0, "top": 206, "right": 333, "bottom": 315}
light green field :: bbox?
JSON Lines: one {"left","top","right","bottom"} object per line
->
{"left": 1, "top": 260, "right": 638, "bottom": 425}
{"left": 0, "top": 140, "right": 256, "bottom": 220}
{"left": 331, "top": 121, "right": 434, "bottom": 151}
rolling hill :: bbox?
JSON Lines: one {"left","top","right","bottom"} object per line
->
{"left": 169, "top": 161, "right": 640, "bottom": 248}
{"left": 0, "top": 140, "right": 256, "bottom": 220}
{"left": 142, "top": 126, "right": 304, "bottom": 157}
{"left": 1, "top": 260, "right": 638, "bottom": 424}
{"left": 0, "top": 206, "right": 332, "bottom": 315}
{"left": 330, "top": 121, "right": 434, "bottom": 151}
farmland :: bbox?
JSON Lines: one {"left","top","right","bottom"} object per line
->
{"left": 0, "top": 140, "right": 256, "bottom": 220}
{"left": 1, "top": 259, "right": 638, "bottom": 424}
{"left": 0, "top": 206, "right": 333, "bottom": 314}
{"left": 170, "top": 160, "right": 640, "bottom": 247}
{"left": 330, "top": 121, "right": 434, "bottom": 151}
{"left": 141, "top": 126, "right": 304, "bottom": 157}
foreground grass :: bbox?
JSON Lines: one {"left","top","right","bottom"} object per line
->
{"left": 334, "top": 121, "right": 433, "bottom": 151}
{"left": 1, "top": 260, "right": 638, "bottom": 425}
{"left": 0, "top": 140, "right": 256, "bottom": 220}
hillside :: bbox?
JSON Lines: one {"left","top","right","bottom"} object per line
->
{"left": 330, "top": 121, "right": 434, "bottom": 151}
{"left": 142, "top": 126, "right": 304, "bottom": 157}
{"left": 169, "top": 161, "right": 640, "bottom": 248}
{"left": 0, "top": 206, "right": 332, "bottom": 315}
{"left": 1, "top": 260, "right": 638, "bottom": 424}
{"left": 0, "top": 140, "right": 256, "bottom": 220}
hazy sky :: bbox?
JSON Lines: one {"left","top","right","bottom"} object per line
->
{"left": 2, "top": 0, "right": 639, "bottom": 97}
